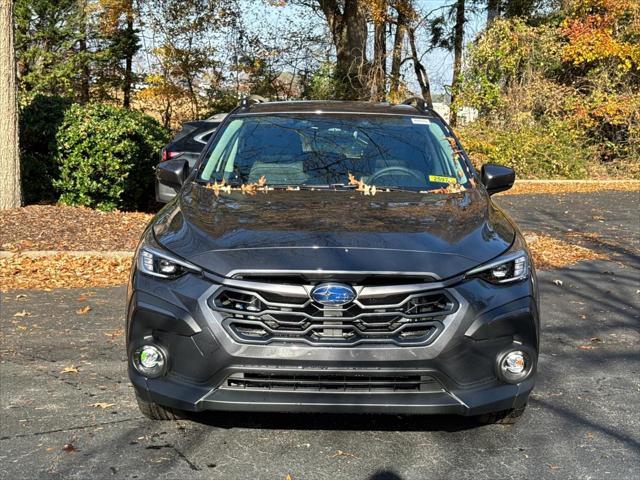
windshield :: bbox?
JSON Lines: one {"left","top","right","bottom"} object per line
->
{"left": 198, "top": 114, "right": 472, "bottom": 190}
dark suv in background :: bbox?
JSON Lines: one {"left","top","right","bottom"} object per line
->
{"left": 155, "top": 112, "right": 227, "bottom": 203}
{"left": 130, "top": 98, "right": 539, "bottom": 424}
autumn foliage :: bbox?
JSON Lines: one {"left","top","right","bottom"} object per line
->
{"left": 457, "top": 0, "right": 640, "bottom": 178}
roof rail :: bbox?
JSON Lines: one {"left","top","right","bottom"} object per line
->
{"left": 402, "top": 96, "right": 431, "bottom": 112}
{"left": 239, "top": 94, "right": 268, "bottom": 109}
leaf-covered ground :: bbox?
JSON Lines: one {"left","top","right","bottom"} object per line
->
{"left": 0, "top": 205, "right": 152, "bottom": 252}
{"left": 499, "top": 180, "right": 640, "bottom": 196}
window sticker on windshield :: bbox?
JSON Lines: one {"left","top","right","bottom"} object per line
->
{"left": 429, "top": 175, "right": 457, "bottom": 183}
{"left": 411, "top": 118, "right": 431, "bottom": 125}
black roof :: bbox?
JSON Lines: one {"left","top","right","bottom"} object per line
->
{"left": 236, "top": 100, "right": 436, "bottom": 117}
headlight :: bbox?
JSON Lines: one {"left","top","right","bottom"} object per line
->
{"left": 137, "top": 232, "right": 200, "bottom": 279}
{"left": 466, "top": 241, "right": 530, "bottom": 284}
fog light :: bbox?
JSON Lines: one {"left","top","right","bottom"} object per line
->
{"left": 497, "top": 349, "right": 533, "bottom": 383}
{"left": 504, "top": 351, "right": 526, "bottom": 374}
{"left": 133, "top": 345, "right": 167, "bottom": 378}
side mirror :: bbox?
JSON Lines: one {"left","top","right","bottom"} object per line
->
{"left": 156, "top": 159, "right": 189, "bottom": 190}
{"left": 481, "top": 164, "right": 515, "bottom": 195}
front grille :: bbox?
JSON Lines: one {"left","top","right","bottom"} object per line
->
{"left": 210, "top": 285, "right": 457, "bottom": 346}
{"left": 223, "top": 372, "right": 443, "bottom": 393}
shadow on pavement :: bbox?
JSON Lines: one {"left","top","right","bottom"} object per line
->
{"left": 188, "top": 410, "right": 484, "bottom": 433}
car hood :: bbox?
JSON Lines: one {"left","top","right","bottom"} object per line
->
{"left": 153, "top": 183, "right": 515, "bottom": 280}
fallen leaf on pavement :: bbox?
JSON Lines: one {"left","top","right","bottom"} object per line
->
{"left": 62, "top": 443, "right": 77, "bottom": 453}
{"left": 553, "top": 279, "right": 563, "bottom": 286}
{"left": 90, "top": 402, "right": 115, "bottom": 409}
{"left": 15, "top": 294, "right": 27, "bottom": 300}
{"left": 60, "top": 366, "right": 79, "bottom": 374}
{"left": 76, "top": 306, "right": 92, "bottom": 315}
{"left": 13, "top": 310, "right": 30, "bottom": 317}
{"left": 330, "top": 450, "right": 360, "bottom": 459}
{"left": 578, "top": 345, "right": 596, "bottom": 350}
{"left": 104, "top": 330, "right": 123, "bottom": 339}
{"left": 549, "top": 464, "right": 560, "bottom": 470}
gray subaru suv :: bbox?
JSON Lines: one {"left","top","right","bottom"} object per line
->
{"left": 127, "top": 98, "right": 539, "bottom": 424}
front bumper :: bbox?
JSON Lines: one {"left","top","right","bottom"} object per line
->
{"left": 126, "top": 270, "right": 539, "bottom": 416}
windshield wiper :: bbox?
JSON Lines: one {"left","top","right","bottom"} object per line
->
{"left": 269, "top": 183, "right": 357, "bottom": 190}
{"left": 374, "top": 185, "right": 422, "bottom": 194}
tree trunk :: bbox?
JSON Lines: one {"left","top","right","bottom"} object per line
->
{"left": 318, "top": 0, "right": 368, "bottom": 99}
{"left": 487, "top": 0, "right": 500, "bottom": 26}
{"left": 449, "top": 0, "right": 465, "bottom": 127}
{"left": 78, "top": 1, "right": 90, "bottom": 103}
{"left": 0, "top": 0, "right": 21, "bottom": 209}
{"left": 123, "top": 2, "right": 134, "bottom": 108}
{"left": 408, "top": 26, "right": 433, "bottom": 108}
{"left": 389, "top": 5, "right": 406, "bottom": 101}
{"left": 370, "top": 18, "right": 386, "bottom": 101}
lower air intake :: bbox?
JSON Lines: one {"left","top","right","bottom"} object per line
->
{"left": 224, "top": 372, "right": 443, "bottom": 393}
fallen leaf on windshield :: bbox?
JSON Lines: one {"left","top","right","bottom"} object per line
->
{"left": 90, "top": 402, "right": 115, "bottom": 409}
{"left": 241, "top": 176, "right": 268, "bottom": 195}
{"left": 348, "top": 173, "right": 376, "bottom": 196}
{"left": 205, "top": 179, "right": 231, "bottom": 196}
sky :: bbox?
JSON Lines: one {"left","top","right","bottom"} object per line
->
{"left": 242, "top": 0, "right": 487, "bottom": 95}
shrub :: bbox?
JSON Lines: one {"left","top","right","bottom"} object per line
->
{"left": 458, "top": 117, "right": 593, "bottom": 179}
{"left": 19, "top": 95, "right": 73, "bottom": 203}
{"left": 54, "top": 103, "right": 170, "bottom": 211}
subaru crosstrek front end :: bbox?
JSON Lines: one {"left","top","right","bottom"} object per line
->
{"left": 127, "top": 99, "right": 539, "bottom": 423}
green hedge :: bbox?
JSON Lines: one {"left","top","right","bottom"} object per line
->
{"left": 458, "top": 118, "right": 593, "bottom": 179}
{"left": 54, "top": 103, "right": 170, "bottom": 211}
{"left": 19, "top": 95, "right": 73, "bottom": 203}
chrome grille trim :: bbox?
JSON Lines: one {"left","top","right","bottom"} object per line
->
{"left": 209, "top": 282, "right": 458, "bottom": 347}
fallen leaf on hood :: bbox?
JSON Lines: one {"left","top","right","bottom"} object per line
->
{"left": 13, "top": 310, "right": 30, "bottom": 317}
{"left": 76, "top": 306, "right": 92, "bottom": 315}
{"left": 60, "top": 366, "right": 80, "bottom": 374}
{"left": 90, "top": 402, "right": 115, "bottom": 409}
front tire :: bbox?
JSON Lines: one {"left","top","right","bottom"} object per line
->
{"left": 135, "top": 392, "right": 187, "bottom": 420}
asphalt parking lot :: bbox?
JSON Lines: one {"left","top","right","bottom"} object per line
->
{"left": 1, "top": 191, "right": 639, "bottom": 480}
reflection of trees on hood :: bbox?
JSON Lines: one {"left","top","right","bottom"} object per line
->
{"left": 178, "top": 184, "right": 489, "bottom": 245}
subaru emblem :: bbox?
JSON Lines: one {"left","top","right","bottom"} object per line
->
{"left": 310, "top": 283, "right": 356, "bottom": 306}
